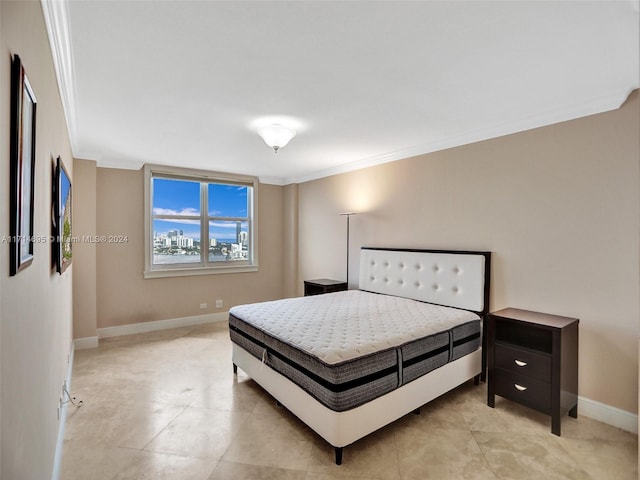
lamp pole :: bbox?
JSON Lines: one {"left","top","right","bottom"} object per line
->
{"left": 339, "top": 212, "right": 356, "bottom": 288}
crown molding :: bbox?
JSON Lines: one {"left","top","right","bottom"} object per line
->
{"left": 41, "top": 0, "right": 78, "bottom": 154}
{"left": 258, "top": 176, "right": 288, "bottom": 186}
{"left": 287, "top": 87, "right": 634, "bottom": 185}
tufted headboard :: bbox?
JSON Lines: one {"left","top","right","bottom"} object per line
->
{"left": 358, "top": 247, "right": 491, "bottom": 314}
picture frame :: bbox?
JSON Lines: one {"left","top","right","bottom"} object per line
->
{"left": 53, "top": 156, "right": 72, "bottom": 274}
{"left": 9, "top": 54, "right": 37, "bottom": 276}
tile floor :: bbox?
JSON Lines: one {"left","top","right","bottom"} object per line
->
{"left": 62, "top": 322, "right": 638, "bottom": 480}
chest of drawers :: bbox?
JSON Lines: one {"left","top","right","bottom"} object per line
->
{"left": 487, "top": 308, "right": 579, "bottom": 435}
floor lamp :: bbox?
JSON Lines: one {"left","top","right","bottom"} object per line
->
{"left": 339, "top": 212, "right": 357, "bottom": 288}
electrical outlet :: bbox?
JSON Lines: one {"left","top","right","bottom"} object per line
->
{"left": 200, "top": 303, "right": 207, "bottom": 309}
{"left": 215, "top": 299, "right": 223, "bottom": 308}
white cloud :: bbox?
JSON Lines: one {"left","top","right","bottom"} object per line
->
{"left": 153, "top": 207, "right": 200, "bottom": 216}
{"left": 209, "top": 222, "right": 242, "bottom": 229}
{"left": 154, "top": 218, "right": 199, "bottom": 225}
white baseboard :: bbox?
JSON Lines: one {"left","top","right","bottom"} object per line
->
{"left": 578, "top": 395, "right": 638, "bottom": 434}
{"left": 52, "top": 341, "right": 75, "bottom": 480}
{"left": 74, "top": 336, "right": 99, "bottom": 350}
{"left": 97, "top": 312, "right": 228, "bottom": 339}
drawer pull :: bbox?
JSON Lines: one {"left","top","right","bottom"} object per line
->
{"left": 514, "top": 383, "right": 527, "bottom": 392}
{"left": 514, "top": 359, "right": 528, "bottom": 367}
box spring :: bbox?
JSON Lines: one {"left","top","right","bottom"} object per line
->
{"left": 229, "top": 311, "right": 479, "bottom": 412}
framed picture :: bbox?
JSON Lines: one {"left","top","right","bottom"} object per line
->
{"left": 53, "top": 156, "right": 72, "bottom": 274}
{"left": 9, "top": 54, "right": 37, "bottom": 276}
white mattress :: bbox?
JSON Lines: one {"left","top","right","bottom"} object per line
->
{"left": 228, "top": 290, "right": 479, "bottom": 365}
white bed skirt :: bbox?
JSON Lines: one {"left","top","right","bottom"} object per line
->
{"left": 232, "top": 343, "right": 482, "bottom": 448}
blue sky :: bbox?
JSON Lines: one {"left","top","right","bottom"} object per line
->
{"left": 59, "top": 166, "right": 71, "bottom": 217}
{"left": 152, "top": 179, "right": 248, "bottom": 241}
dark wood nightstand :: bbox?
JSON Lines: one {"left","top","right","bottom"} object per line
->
{"left": 304, "top": 279, "right": 348, "bottom": 296}
{"left": 487, "top": 308, "right": 579, "bottom": 436}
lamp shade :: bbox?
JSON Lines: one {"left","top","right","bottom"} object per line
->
{"left": 257, "top": 124, "right": 296, "bottom": 152}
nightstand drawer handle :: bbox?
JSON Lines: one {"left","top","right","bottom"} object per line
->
{"left": 514, "top": 383, "right": 527, "bottom": 392}
{"left": 514, "top": 359, "right": 527, "bottom": 367}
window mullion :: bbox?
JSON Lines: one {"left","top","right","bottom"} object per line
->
{"left": 208, "top": 216, "right": 249, "bottom": 223}
{"left": 201, "top": 182, "right": 208, "bottom": 267}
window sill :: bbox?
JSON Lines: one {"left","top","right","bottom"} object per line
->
{"left": 144, "top": 264, "right": 258, "bottom": 279}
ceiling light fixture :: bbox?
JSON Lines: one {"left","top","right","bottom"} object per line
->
{"left": 257, "top": 124, "right": 296, "bottom": 153}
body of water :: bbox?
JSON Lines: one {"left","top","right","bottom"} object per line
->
{"left": 153, "top": 254, "right": 228, "bottom": 264}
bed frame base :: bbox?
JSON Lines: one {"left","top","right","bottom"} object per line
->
{"left": 232, "top": 343, "right": 481, "bottom": 465}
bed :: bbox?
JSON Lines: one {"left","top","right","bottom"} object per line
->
{"left": 229, "top": 247, "right": 491, "bottom": 464}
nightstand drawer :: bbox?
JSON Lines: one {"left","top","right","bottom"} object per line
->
{"left": 494, "top": 369, "right": 551, "bottom": 414}
{"left": 495, "top": 343, "right": 551, "bottom": 382}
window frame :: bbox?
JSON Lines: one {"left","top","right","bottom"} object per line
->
{"left": 144, "top": 164, "right": 259, "bottom": 279}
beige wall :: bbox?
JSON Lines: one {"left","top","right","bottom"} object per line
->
{"left": 282, "top": 183, "right": 299, "bottom": 298}
{"left": 1, "top": 2, "right": 75, "bottom": 478}
{"left": 298, "top": 91, "right": 640, "bottom": 414}
{"left": 94, "top": 168, "right": 285, "bottom": 327}
{"left": 73, "top": 159, "right": 97, "bottom": 339}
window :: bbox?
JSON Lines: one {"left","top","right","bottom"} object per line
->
{"left": 144, "top": 164, "right": 258, "bottom": 278}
